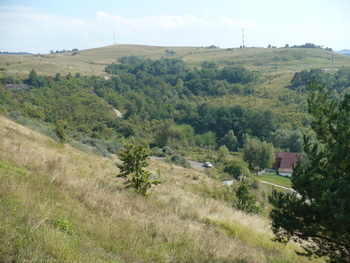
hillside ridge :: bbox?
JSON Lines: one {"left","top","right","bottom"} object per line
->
{"left": 1, "top": 44, "right": 350, "bottom": 77}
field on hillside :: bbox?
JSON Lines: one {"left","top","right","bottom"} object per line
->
{"left": 0, "top": 116, "right": 325, "bottom": 262}
{"left": 1, "top": 44, "right": 350, "bottom": 77}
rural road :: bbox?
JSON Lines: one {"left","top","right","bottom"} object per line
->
{"left": 259, "top": 180, "right": 299, "bottom": 196}
{"left": 151, "top": 157, "right": 299, "bottom": 194}
{"left": 259, "top": 180, "right": 295, "bottom": 191}
{"left": 150, "top": 156, "right": 206, "bottom": 171}
{"left": 188, "top": 160, "right": 206, "bottom": 171}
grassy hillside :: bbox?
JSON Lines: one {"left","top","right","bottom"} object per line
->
{"left": 1, "top": 44, "right": 350, "bottom": 77}
{"left": 0, "top": 116, "right": 324, "bottom": 262}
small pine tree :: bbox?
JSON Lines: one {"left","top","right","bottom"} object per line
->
{"left": 117, "top": 143, "right": 160, "bottom": 195}
{"left": 233, "top": 178, "right": 261, "bottom": 214}
{"left": 269, "top": 82, "right": 350, "bottom": 261}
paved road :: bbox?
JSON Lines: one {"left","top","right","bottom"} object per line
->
{"left": 188, "top": 160, "right": 206, "bottom": 171}
{"left": 150, "top": 156, "right": 207, "bottom": 171}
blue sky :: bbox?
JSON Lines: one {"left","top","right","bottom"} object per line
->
{"left": 0, "top": 0, "right": 349, "bottom": 53}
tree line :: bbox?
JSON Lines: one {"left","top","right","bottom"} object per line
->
{"left": 289, "top": 67, "right": 350, "bottom": 94}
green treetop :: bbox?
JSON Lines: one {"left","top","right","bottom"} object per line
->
{"left": 269, "top": 82, "right": 350, "bottom": 262}
{"left": 117, "top": 143, "right": 160, "bottom": 196}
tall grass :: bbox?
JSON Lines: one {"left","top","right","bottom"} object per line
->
{"left": 0, "top": 116, "right": 324, "bottom": 262}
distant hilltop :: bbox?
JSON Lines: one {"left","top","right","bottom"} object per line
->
{"left": 335, "top": 49, "right": 350, "bottom": 56}
{"left": 0, "top": 51, "right": 32, "bottom": 55}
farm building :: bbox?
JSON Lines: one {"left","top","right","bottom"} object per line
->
{"left": 273, "top": 152, "right": 297, "bottom": 177}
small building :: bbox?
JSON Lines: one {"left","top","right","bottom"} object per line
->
{"left": 273, "top": 152, "right": 297, "bottom": 177}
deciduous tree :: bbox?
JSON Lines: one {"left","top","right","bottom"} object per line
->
{"left": 243, "top": 136, "right": 274, "bottom": 170}
{"left": 224, "top": 160, "right": 250, "bottom": 180}
{"left": 117, "top": 143, "right": 160, "bottom": 195}
{"left": 221, "top": 130, "right": 237, "bottom": 151}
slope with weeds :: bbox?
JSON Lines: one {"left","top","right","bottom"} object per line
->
{"left": 0, "top": 116, "right": 323, "bottom": 262}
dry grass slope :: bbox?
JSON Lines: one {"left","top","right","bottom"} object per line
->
{"left": 1, "top": 44, "right": 350, "bottom": 77}
{"left": 0, "top": 116, "right": 325, "bottom": 262}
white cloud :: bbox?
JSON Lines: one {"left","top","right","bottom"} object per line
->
{"left": 0, "top": 6, "right": 254, "bottom": 52}
{"left": 95, "top": 11, "right": 251, "bottom": 34}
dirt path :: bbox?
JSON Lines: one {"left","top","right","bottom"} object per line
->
{"left": 112, "top": 108, "right": 122, "bottom": 118}
{"left": 259, "top": 180, "right": 295, "bottom": 192}
{"left": 259, "top": 180, "right": 303, "bottom": 199}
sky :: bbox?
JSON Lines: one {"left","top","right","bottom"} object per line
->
{"left": 0, "top": 0, "right": 349, "bottom": 54}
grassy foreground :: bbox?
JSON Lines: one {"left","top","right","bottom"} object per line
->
{"left": 0, "top": 116, "right": 323, "bottom": 262}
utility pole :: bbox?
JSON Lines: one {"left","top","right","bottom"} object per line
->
{"left": 113, "top": 30, "right": 116, "bottom": 45}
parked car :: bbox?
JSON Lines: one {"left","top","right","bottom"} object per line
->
{"left": 203, "top": 162, "right": 213, "bottom": 168}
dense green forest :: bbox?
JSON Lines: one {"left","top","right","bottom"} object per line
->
{"left": 2, "top": 56, "right": 350, "bottom": 159}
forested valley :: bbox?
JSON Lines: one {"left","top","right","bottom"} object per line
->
{"left": 4, "top": 56, "right": 350, "bottom": 158}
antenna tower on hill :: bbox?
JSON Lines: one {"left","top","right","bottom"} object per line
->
{"left": 113, "top": 30, "right": 116, "bottom": 45}
{"left": 242, "top": 28, "right": 245, "bottom": 48}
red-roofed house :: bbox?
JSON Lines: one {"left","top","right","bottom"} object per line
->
{"left": 273, "top": 152, "right": 297, "bottom": 177}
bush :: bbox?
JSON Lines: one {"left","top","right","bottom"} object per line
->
{"left": 162, "top": 146, "right": 173, "bottom": 155}
{"left": 54, "top": 216, "right": 76, "bottom": 235}
{"left": 217, "top": 145, "right": 229, "bottom": 162}
{"left": 167, "top": 155, "right": 191, "bottom": 168}
{"left": 78, "top": 137, "right": 123, "bottom": 157}
{"left": 224, "top": 160, "right": 251, "bottom": 180}
{"left": 5, "top": 111, "right": 59, "bottom": 140}
{"left": 233, "top": 179, "right": 261, "bottom": 214}
{"left": 150, "top": 147, "right": 166, "bottom": 157}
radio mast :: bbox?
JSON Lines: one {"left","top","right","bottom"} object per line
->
{"left": 242, "top": 28, "right": 245, "bottom": 48}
